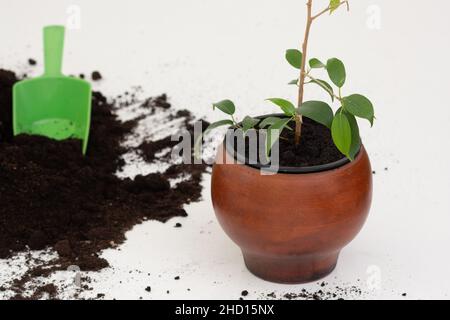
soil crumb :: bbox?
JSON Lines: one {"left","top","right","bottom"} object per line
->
{"left": 91, "top": 71, "right": 102, "bottom": 81}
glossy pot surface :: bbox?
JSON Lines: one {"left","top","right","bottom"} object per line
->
{"left": 211, "top": 142, "right": 372, "bottom": 284}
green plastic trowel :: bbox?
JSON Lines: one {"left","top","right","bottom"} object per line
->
{"left": 13, "top": 25, "right": 91, "bottom": 154}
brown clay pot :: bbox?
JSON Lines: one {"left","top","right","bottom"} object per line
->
{"left": 211, "top": 135, "right": 373, "bottom": 284}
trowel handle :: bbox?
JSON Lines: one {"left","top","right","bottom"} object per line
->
{"left": 43, "top": 25, "right": 65, "bottom": 77}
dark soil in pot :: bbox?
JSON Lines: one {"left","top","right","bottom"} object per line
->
{"left": 276, "top": 117, "right": 344, "bottom": 167}
{"left": 228, "top": 116, "right": 349, "bottom": 171}
{"left": 0, "top": 68, "right": 207, "bottom": 299}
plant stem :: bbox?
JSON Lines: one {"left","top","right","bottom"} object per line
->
{"left": 295, "top": 0, "right": 314, "bottom": 145}
{"left": 294, "top": 0, "right": 350, "bottom": 146}
{"left": 294, "top": 116, "right": 302, "bottom": 145}
{"left": 231, "top": 115, "right": 242, "bottom": 128}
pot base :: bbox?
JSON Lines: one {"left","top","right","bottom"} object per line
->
{"left": 243, "top": 251, "right": 339, "bottom": 284}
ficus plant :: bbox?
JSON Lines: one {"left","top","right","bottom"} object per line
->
{"left": 199, "top": 0, "right": 375, "bottom": 161}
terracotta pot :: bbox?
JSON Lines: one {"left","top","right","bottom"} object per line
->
{"left": 211, "top": 128, "right": 373, "bottom": 284}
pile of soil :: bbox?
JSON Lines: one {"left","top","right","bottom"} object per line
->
{"left": 0, "top": 68, "right": 206, "bottom": 298}
{"left": 0, "top": 70, "right": 15, "bottom": 141}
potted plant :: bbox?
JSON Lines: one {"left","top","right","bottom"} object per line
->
{"left": 204, "top": 0, "right": 374, "bottom": 284}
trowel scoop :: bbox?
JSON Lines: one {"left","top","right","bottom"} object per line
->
{"left": 13, "top": 25, "right": 91, "bottom": 154}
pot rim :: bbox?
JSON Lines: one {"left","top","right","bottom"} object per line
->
{"left": 224, "top": 113, "right": 361, "bottom": 174}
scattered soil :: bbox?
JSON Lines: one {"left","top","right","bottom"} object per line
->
{"left": 236, "top": 117, "right": 345, "bottom": 168}
{"left": 28, "top": 58, "right": 37, "bottom": 66}
{"left": 141, "top": 94, "right": 171, "bottom": 110}
{"left": 32, "top": 284, "right": 58, "bottom": 300}
{"left": 263, "top": 281, "right": 365, "bottom": 301}
{"left": 0, "top": 68, "right": 207, "bottom": 299}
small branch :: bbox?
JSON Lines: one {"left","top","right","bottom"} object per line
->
{"left": 305, "top": 73, "right": 343, "bottom": 102}
{"left": 311, "top": 1, "right": 349, "bottom": 21}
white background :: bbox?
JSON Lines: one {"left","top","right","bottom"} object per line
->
{"left": 1, "top": 0, "right": 450, "bottom": 300}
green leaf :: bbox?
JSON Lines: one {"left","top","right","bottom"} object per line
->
{"left": 259, "top": 117, "right": 281, "bottom": 129}
{"left": 307, "top": 79, "right": 335, "bottom": 102}
{"left": 285, "top": 49, "right": 303, "bottom": 69}
{"left": 345, "top": 113, "right": 361, "bottom": 160}
{"left": 331, "top": 112, "right": 352, "bottom": 158}
{"left": 309, "top": 58, "right": 326, "bottom": 69}
{"left": 330, "top": 0, "right": 341, "bottom": 13}
{"left": 213, "top": 100, "right": 236, "bottom": 115}
{"left": 298, "top": 101, "right": 334, "bottom": 129}
{"left": 326, "top": 58, "right": 346, "bottom": 88}
{"left": 266, "top": 118, "right": 292, "bottom": 156}
{"left": 194, "top": 120, "right": 234, "bottom": 159}
{"left": 266, "top": 98, "right": 296, "bottom": 116}
{"left": 242, "top": 116, "right": 259, "bottom": 132}
{"left": 259, "top": 117, "right": 293, "bottom": 131}
{"left": 288, "top": 79, "right": 299, "bottom": 86}
{"left": 343, "top": 94, "right": 375, "bottom": 126}
{"left": 205, "top": 119, "right": 234, "bottom": 132}
{"left": 336, "top": 108, "right": 361, "bottom": 160}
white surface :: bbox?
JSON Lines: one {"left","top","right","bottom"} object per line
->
{"left": 1, "top": 0, "right": 450, "bottom": 300}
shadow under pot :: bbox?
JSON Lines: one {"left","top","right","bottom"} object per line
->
{"left": 211, "top": 116, "right": 373, "bottom": 284}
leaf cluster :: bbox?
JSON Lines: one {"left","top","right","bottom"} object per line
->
{"left": 199, "top": 0, "right": 375, "bottom": 161}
